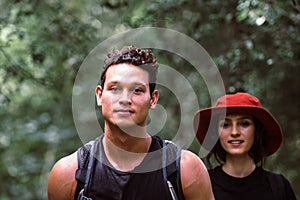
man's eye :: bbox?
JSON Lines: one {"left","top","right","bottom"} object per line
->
{"left": 133, "top": 88, "right": 143, "bottom": 94}
{"left": 110, "top": 87, "right": 120, "bottom": 92}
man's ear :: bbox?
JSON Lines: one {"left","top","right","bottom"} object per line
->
{"left": 95, "top": 85, "right": 103, "bottom": 106}
{"left": 150, "top": 90, "right": 159, "bottom": 109}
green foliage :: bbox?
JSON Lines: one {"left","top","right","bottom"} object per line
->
{"left": 0, "top": 0, "right": 299, "bottom": 199}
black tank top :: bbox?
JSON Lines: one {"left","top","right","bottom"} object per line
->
{"left": 76, "top": 135, "right": 181, "bottom": 200}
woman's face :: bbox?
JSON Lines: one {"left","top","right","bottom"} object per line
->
{"left": 218, "top": 114, "right": 255, "bottom": 157}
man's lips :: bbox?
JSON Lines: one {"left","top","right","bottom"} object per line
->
{"left": 114, "top": 109, "right": 134, "bottom": 114}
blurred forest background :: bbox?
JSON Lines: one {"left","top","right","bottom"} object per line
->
{"left": 0, "top": 0, "right": 299, "bottom": 199}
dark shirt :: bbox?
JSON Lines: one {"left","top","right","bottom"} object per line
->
{"left": 80, "top": 135, "right": 178, "bottom": 200}
{"left": 209, "top": 166, "right": 296, "bottom": 200}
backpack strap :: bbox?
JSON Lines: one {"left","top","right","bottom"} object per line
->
{"left": 163, "top": 139, "right": 185, "bottom": 200}
{"left": 75, "top": 141, "right": 94, "bottom": 200}
{"left": 265, "top": 170, "right": 285, "bottom": 200}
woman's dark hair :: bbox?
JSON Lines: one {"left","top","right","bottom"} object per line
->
{"left": 99, "top": 46, "right": 159, "bottom": 95}
{"left": 206, "top": 115, "right": 267, "bottom": 169}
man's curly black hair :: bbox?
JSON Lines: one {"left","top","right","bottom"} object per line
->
{"left": 99, "top": 46, "right": 159, "bottom": 95}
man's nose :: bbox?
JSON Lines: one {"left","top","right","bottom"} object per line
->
{"left": 119, "top": 90, "right": 132, "bottom": 105}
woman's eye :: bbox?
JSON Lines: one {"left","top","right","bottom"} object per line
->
{"left": 223, "top": 122, "right": 230, "bottom": 128}
{"left": 219, "top": 121, "right": 230, "bottom": 128}
{"left": 240, "top": 121, "right": 250, "bottom": 127}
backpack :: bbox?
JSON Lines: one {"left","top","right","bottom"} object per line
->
{"left": 74, "top": 137, "right": 185, "bottom": 200}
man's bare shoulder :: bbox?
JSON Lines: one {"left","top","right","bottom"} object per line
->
{"left": 180, "top": 150, "right": 214, "bottom": 200}
{"left": 180, "top": 150, "right": 209, "bottom": 184}
{"left": 48, "top": 152, "right": 78, "bottom": 200}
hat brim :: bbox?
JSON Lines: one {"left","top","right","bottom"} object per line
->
{"left": 193, "top": 106, "right": 283, "bottom": 156}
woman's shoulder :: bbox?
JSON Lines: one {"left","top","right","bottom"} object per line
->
{"left": 260, "top": 168, "right": 286, "bottom": 182}
{"left": 261, "top": 168, "right": 297, "bottom": 200}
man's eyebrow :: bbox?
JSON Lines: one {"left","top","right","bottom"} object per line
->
{"left": 105, "top": 81, "right": 119, "bottom": 85}
{"left": 105, "top": 81, "right": 147, "bottom": 87}
{"left": 132, "top": 82, "right": 147, "bottom": 87}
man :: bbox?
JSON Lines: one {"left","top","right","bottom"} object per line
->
{"left": 48, "top": 46, "right": 214, "bottom": 200}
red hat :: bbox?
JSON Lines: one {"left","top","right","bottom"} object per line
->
{"left": 193, "top": 92, "right": 283, "bottom": 156}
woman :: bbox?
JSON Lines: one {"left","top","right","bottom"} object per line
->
{"left": 193, "top": 92, "right": 296, "bottom": 200}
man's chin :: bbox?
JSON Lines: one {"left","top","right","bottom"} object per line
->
{"left": 116, "top": 123, "right": 147, "bottom": 138}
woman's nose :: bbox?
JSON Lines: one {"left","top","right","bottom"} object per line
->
{"left": 231, "top": 124, "right": 241, "bottom": 137}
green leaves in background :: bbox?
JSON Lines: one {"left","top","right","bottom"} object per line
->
{"left": 0, "top": 0, "right": 299, "bottom": 199}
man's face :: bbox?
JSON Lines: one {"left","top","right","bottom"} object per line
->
{"left": 96, "top": 63, "right": 158, "bottom": 131}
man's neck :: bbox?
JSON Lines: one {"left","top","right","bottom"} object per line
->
{"left": 102, "top": 124, "right": 152, "bottom": 171}
{"left": 104, "top": 123, "right": 150, "bottom": 151}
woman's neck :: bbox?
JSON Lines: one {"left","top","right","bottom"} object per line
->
{"left": 222, "top": 154, "right": 256, "bottom": 178}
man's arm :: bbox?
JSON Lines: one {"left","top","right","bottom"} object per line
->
{"left": 48, "top": 152, "right": 78, "bottom": 200}
{"left": 180, "top": 150, "right": 215, "bottom": 200}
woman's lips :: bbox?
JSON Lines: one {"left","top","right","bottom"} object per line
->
{"left": 228, "top": 140, "right": 244, "bottom": 144}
